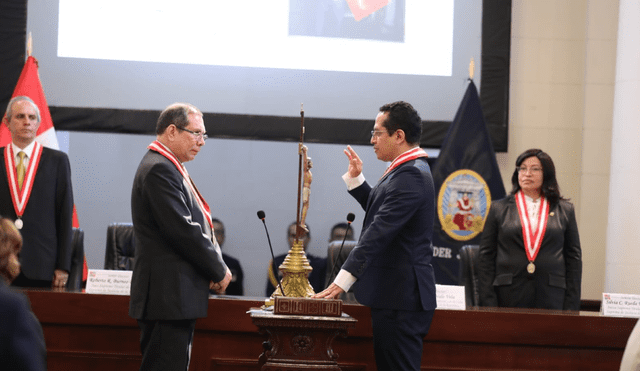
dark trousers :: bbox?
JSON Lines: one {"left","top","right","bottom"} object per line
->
{"left": 138, "top": 319, "right": 196, "bottom": 371}
{"left": 370, "top": 308, "right": 435, "bottom": 371}
{"left": 11, "top": 272, "right": 52, "bottom": 288}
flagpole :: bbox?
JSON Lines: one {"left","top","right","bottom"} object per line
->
{"left": 27, "top": 32, "right": 32, "bottom": 57}
{"left": 469, "top": 58, "right": 475, "bottom": 81}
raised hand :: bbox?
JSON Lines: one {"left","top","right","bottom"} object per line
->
{"left": 344, "top": 145, "right": 363, "bottom": 178}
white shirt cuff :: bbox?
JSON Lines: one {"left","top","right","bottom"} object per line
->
{"left": 334, "top": 269, "right": 357, "bottom": 292}
{"left": 342, "top": 172, "right": 366, "bottom": 191}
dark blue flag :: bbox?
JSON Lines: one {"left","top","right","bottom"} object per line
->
{"left": 430, "top": 80, "right": 506, "bottom": 285}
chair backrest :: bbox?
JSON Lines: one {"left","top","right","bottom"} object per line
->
{"left": 325, "top": 240, "right": 359, "bottom": 304}
{"left": 66, "top": 227, "right": 85, "bottom": 291}
{"left": 103, "top": 223, "right": 135, "bottom": 270}
{"left": 458, "top": 244, "right": 480, "bottom": 307}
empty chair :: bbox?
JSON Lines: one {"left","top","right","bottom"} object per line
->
{"left": 66, "top": 227, "right": 85, "bottom": 291}
{"left": 103, "top": 223, "right": 135, "bottom": 270}
{"left": 458, "top": 244, "right": 480, "bottom": 307}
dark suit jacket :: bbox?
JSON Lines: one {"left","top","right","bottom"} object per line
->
{"left": 129, "top": 150, "right": 228, "bottom": 320}
{"left": 342, "top": 158, "right": 437, "bottom": 311}
{"left": 0, "top": 146, "right": 74, "bottom": 281}
{"left": 0, "top": 281, "right": 47, "bottom": 371}
{"left": 478, "top": 195, "right": 582, "bottom": 310}
{"left": 265, "top": 252, "right": 327, "bottom": 297}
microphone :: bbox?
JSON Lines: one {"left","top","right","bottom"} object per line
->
{"left": 327, "top": 213, "right": 356, "bottom": 288}
{"left": 347, "top": 212, "right": 355, "bottom": 223}
{"left": 257, "top": 210, "right": 285, "bottom": 297}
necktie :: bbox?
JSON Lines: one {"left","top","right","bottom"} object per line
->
{"left": 17, "top": 151, "right": 26, "bottom": 189}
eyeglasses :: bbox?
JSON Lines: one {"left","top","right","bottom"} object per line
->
{"left": 517, "top": 166, "right": 542, "bottom": 174}
{"left": 177, "top": 126, "right": 208, "bottom": 141}
{"left": 371, "top": 130, "right": 388, "bottom": 138}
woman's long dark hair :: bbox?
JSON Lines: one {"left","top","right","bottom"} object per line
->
{"left": 510, "top": 148, "right": 565, "bottom": 205}
{"left": 0, "top": 218, "right": 23, "bottom": 283}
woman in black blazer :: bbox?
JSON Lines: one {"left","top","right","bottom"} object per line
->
{"left": 478, "top": 149, "right": 582, "bottom": 310}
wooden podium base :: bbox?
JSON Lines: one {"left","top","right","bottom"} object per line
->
{"left": 250, "top": 307, "right": 357, "bottom": 370}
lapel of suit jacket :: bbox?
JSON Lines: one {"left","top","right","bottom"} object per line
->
{"left": 366, "top": 159, "right": 413, "bottom": 211}
{"left": 174, "top": 162, "right": 214, "bottom": 243}
{"left": 148, "top": 141, "right": 215, "bottom": 236}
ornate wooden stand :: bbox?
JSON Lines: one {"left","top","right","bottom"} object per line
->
{"left": 250, "top": 308, "right": 357, "bottom": 370}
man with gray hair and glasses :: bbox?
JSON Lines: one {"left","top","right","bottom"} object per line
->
{"left": 129, "top": 102, "right": 231, "bottom": 370}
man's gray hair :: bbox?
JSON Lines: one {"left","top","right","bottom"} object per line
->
{"left": 4, "top": 96, "right": 41, "bottom": 123}
{"left": 156, "top": 103, "right": 202, "bottom": 135}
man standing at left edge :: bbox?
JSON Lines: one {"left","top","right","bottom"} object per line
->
{"left": 0, "top": 96, "right": 73, "bottom": 290}
{"left": 129, "top": 103, "right": 232, "bottom": 371}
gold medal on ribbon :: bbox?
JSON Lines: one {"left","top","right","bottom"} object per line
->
{"left": 5, "top": 144, "right": 43, "bottom": 230}
{"left": 515, "top": 191, "right": 549, "bottom": 277}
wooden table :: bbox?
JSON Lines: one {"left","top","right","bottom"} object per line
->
{"left": 22, "top": 290, "right": 637, "bottom": 371}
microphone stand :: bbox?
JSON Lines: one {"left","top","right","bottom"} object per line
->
{"left": 258, "top": 212, "right": 285, "bottom": 297}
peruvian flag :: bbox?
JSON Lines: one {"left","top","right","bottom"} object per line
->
{"left": 345, "top": 0, "right": 389, "bottom": 22}
{"left": 1, "top": 55, "right": 88, "bottom": 282}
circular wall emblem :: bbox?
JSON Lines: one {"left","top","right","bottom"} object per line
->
{"left": 437, "top": 169, "right": 491, "bottom": 241}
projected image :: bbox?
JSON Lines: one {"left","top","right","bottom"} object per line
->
{"left": 57, "top": 0, "right": 451, "bottom": 76}
{"left": 289, "top": 0, "right": 405, "bottom": 43}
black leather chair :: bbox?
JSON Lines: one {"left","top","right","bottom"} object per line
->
{"left": 458, "top": 244, "right": 480, "bottom": 307}
{"left": 66, "top": 227, "right": 85, "bottom": 291}
{"left": 325, "top": 240, "right": 359, "bottom": 304}
{"left": 103, "top": 223, "right": 136, "bottom": 270}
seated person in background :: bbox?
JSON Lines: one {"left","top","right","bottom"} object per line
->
{"left": 478, "top": 149, "right": 582, "bottom": 310}
{"left": 0, "top": 217, "right": 47, "bottom": 371}
{"left": 265, "top": 222, "right": 327, "bottom": 297}
{"left": 211, "top": 218, "right": 244, "bottom": 296}
{"left": 326, "top": 221, "right": 359, "bottom": 304}
{"left": 329, "top": 222, "right": 356, "bottom": 243}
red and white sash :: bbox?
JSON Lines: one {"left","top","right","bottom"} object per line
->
{"left": 515, "top": 190, "right": 549, "bottom": 266}
{"left": 381, "top": 147, "right": 428, "bottom": 178}
{"left": 4, "top": 142, "right": 43, "bottom": 223}
{"left": 147, "top": 141, "right": 214, "bottom": 233}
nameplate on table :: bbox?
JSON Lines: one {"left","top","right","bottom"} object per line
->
{"left": 85, "top": 269, "right": 132, "bottom": 295}
{"left": 435, "top": 284, "right": 466, "bottom": 310}
{"left": 601, "top": 293, "right": 640, "bottom": 318}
